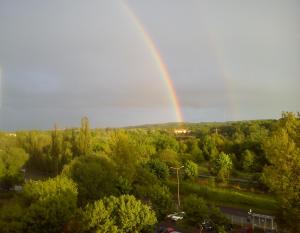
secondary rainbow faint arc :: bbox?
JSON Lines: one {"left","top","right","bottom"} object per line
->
{"left": 121, "top": 1, "right": 184, "bottom": 123}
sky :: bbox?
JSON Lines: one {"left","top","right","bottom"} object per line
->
{"left": 0, "top": 0, "right": 299, "bottom": 130}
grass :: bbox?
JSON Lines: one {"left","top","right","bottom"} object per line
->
{"left": 167, "top": 181, "right": 278, "bottom": 214}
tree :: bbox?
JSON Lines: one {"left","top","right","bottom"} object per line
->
{"left": 78, "top": 117, "right": 91, "bottom": 156}
{"left": 156, "top": 149, "right": 179, "bottom": 167}
{"left": 70, "top": 128, "right": 80, "bottom": 157}
{"left": 184, "top": 160, "right": 199, "bottom": 180}
{"left": 50, "top": 124, "right": 62, "bottom": 175}
{"left": 213, "top": 152, "right": 232, "bottom": 182}
{"left": 79, "top": 200, "right": 117, "bottom": 233}
{"left": 60, "top": 129, "right": 75, "bottom": 167}
{"left": 185, "top": 138, "right": 204, "bottom": 163}
{"left": 109, "top": 131, "right": 139, "bottom": 181}
{"left": 183, "top": 195, "right": 228, "bottom": 231}
{"left": 62, "top": 155, "right": 116, "bottom": 205}
{"left": 154, "top": 132, "right": 179, "bottom": 152}
{"left": 262, "top": 112, "right": 300, "bottom": 231}
{"left": 79, "top": 195, "right": 157, "bottom": 233}
{"left": 135, "top": 184, "right": 174, "bottom": 221}
{"left": 22, "top": 176, "right": 78, "bottom": 233}
{"left": 0, "top": 147, "right": 28, "bottom": 190}
{"left": 145, "top": 159, "right": 169, "bottom": 181}
{"left": 202, "top": 135, "right": 219, "bottom": 161}
{"left": 209, "top": 206, "right": 229, "bottom": 228}
{"left": 133, "top": 165, "right": 158, "bottom": 188}
{"left": 115, "top": 176, "right": 132, "bottom": 195}
{"left": 18, "top": 131, "right": 51, "bottom": 172}
{"left": 0, "top": 198, "right": 25, "bottom": 233}
{"left": 183, "top": 195, "right": 209, "bottom": 226}
{"left": 128, "top": 129, "right": 156, "bottom": 161}
{"left": 241, "top": 150, "right": 254, "bottom": 172}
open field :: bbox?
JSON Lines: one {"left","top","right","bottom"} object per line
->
{"left": 168, "top": 181, "right": 278, "bottom": 214}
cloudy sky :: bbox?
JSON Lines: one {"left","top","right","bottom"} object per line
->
{"left": 0, "top": 0, "right": 299, "bottom": 130}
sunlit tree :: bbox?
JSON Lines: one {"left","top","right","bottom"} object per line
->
{"left": 80, "top": 195, "right": 156, "bottom": 233}
{"left": 262, "top": 112, "right": 300, "bottom": 231}
{"left": 22, "top": 176, "right": 78, "bottom": 233}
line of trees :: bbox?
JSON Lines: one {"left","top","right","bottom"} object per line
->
{"left": 0, "top": 112, "right": 299, "bottom": 232}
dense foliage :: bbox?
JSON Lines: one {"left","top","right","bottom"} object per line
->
{"left": 262, "top": 112, "right": 300, "bottom": 232}
{"left": 78, "top": 195, "right": 157, "bottom": 233}
{"left": 0, "top": 112, "right": 299, "bottom": 232}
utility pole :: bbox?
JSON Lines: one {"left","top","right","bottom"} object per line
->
{"left": 170, "top": 166, "right": 184, "bottom": 212}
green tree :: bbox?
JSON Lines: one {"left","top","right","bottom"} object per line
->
{"left": 262, "top": 113, "right": 300, "bottom": 231}
{"left": 70, "top": 128, "right": 80, "bottom": 157}
{"left": 80, "top": 195, "right": 157, "bottom": 233}
{"left": 241, "top": 149, "right": 254, "bottom": 172}
{"left": 184, "top": 160, "right": 199, "bottom": 180}
{"left": 0, "top": 147, "right": 28, "bottom": 190}
{"left": 60, "top": 128, "right": 74, "bottom": 167}
{"left": 185, "top": 138, "right": 204, "bottom": 162}
{"left": 18, "top": 131, "right": 52, "bottom": 172}
{"left": 22, "top": 176, "right": 78, "bottom": 233}
{"left": 63, "top": 155, "right": 116, "bottom": 205}
{"left": 213, "top": 152, "right": 232, "bottom": 182}
{"left": 202, "top": 135, "right": 219, "bottom": 161}
{"left": 183, "top": 195, "right": 209, "bottom": 226}
{"left": 133, "top": 165, "right": 158, "bottom": 188}
{"left": 209, "top": 206, "right": 229, "bottom": 228}
{"left": 128, "top": 129, "right": 156, "bottom": 161}
{"left": 116, "top": 176, "right": 132, "bottom": 195}
{"left": 156, "top": 149, "right": 179, "bottom": 167}
{"left": 78, "top": 117, "right": 91, "bottom": 156}
{"left": 110, "top": 131, "right": 139, "bottom": 182}
{"left": 135, "top": 184, "right": 174, "bottom": 221}
{"left": 0, "top": 198, "right": 25, "bottom": 233}
{"left": 154, "top": 132, "right": 179, "bottom": 152}
{"left": 50, "top": 124, "right": 62, "bottom": 175}
{"left": 145, "top": 159, "right": 169, "bottom": 180}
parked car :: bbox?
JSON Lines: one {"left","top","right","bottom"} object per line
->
{"left": 201, "top": 220, "right": 214, "bottom": 231}
{"left": 167, "top": 212, "right": 185, "bottom": 221}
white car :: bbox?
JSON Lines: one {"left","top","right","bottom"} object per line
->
{"left": 167, "top": 212, "right": 185, "bottom": 221}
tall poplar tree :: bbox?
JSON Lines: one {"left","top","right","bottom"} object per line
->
{"left": 50, "top": 124, "right": 61, "bottom": 175}
{"left": 78, "top": 117, "right": 91, "bottom": 156}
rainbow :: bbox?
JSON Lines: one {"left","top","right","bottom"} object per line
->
{"left": 121, "top": 1, "right": 184, "bottom": 123}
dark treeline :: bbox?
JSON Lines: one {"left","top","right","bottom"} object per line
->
{"left": 0, "top": 112, "right": 299, "bottom": 232}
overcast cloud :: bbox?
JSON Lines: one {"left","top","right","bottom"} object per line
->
{"left": 0, "top": 0, "right": 299, "bottom": 130}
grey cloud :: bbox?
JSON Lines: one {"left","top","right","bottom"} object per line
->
{"left": 1, "top": 0, "right": 300, "bottom": 130}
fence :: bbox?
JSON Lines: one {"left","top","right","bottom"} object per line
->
{"left": 224, "top": 212, "right": 277, "bottom": 231}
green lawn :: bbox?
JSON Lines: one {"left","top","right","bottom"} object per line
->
{"left": 167, "top": 181, "right": 278, "bottom": 214}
